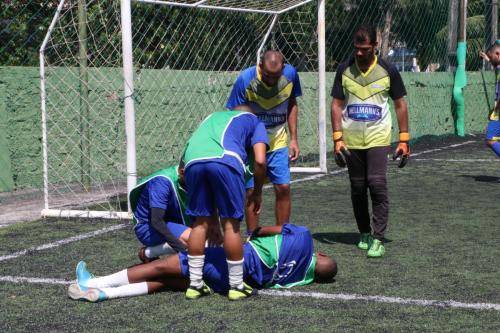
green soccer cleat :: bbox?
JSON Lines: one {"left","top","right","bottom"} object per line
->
{"left": 228, "top": 282, "right": 255, "bottom": 301}
{"left": 357, "top": 233, "right": 373, "bottom": 250}
{"left": 68, "top": 283, "right": 107, "bottom": 303}
{"left": 367, "top": 239, "right": 385, "bottom": 258}
{"left": 185, "top": 282, "right": 212, "bottom": 300}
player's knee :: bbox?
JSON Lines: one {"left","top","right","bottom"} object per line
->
{"left": 350, "top": 178, "right": 366, "bottom": 196}
{"left": 274, "top": 184, "right": 290, "bottom": 200}
{"left": 367, "top": 176, "right": 387, "bottom": 194}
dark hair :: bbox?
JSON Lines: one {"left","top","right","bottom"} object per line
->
{"left": 260, "top": 49, "right": 285, "bottom": 65}
{"left": 314, "top": 254, "right": 338, "bottom": 282}
{"left": 354, "top": 24, "right": 377, "bottom": 46}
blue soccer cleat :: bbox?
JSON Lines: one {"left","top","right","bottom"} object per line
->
{"left": 75, "top": 261, "right": 95, "bottom": 290}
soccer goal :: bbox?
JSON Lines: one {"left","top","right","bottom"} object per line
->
{"left": 40, "top": 0, "right": 327, "bottom": 219}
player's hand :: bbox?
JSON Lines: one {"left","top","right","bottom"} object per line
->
{"left": 246, "top": 226, "right": 262, "bottom": 242}
{"left": 289, "top": 139, "right": 300, "bottom": 161}
{"left": 246, "top": 191, "right": 262, "bottom": 214}
{"left": 480, "top": 51, "right": 490, "bottom": 62}
{"left": 392, "top": 132, "right": 410, "bottom": 168}
{"left": 333, "top": 132, "right": 350, "bottom": 168}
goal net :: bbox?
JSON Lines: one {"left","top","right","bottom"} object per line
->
{"left": 40, "top": 0, "right": 326, "bottom": 219}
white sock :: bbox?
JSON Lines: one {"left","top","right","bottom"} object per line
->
{"left": 227, "top": 259, "right": 244, "bottom": 289}
{"left": 85, "top": 269, "right": 129, "bottom": 288}
{"left": 188, "top": 254, "right": 205, "bottom": 288}
{"left": 145, "top": 242, "right": 175, "bottom": 258}
{"left": 99, "top": 282, "right": 149, "bottom": 300}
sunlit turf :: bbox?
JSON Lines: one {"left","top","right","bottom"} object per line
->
{"left": 1, "top": 136, "right": 500, "bottom": 332}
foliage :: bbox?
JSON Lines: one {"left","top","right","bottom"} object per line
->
{"left": 0, "top": 0, "right": 498, "bottom": 71}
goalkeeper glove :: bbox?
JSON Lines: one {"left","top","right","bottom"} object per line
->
{"left": 392, "top": 132, "right": 410, "bottom": 168}
{"left": 333, "top": 131, "right": 351, "bottom": 168}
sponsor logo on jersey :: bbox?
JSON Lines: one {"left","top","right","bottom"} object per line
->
{"left": 272, "top": 260, "right": 297, "bottom": 283}
{"left": 256, "top": 113, "right": 287, "bottom": 128}
{"left": 347, "top": 104, "right": 382, "bottom": 122}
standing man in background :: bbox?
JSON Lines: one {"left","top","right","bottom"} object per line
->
{"left": 226, "top": 50, "right": 302, "bottom": 233}
{"left": 480, "top": 42, "right": 500, "bottom": 163}
{"left": 330, "top": 24, "right": 410, "bottom": 258}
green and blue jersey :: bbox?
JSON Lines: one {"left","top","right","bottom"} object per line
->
{"left": 178, "top": 224, "right": 316, "bottom": 293}
{"left": 128, "top": 166, "right": 189, "bottom": 226}
{"left": 181, "top": 111, "right": 268, "bottom": 175}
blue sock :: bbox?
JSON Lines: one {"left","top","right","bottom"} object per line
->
{"left": 490, "top": 141, "right": 500, "bottom": 157}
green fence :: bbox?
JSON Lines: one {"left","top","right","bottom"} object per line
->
{"left": 0, "top": 66, "right": 495, "bottom": 191}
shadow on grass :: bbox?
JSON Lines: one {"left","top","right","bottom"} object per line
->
{"left": 460, "top": 175, "right": 499, "bottom": 183}
{"left": 313, "top": 232, "right": 392, "bottom": 245}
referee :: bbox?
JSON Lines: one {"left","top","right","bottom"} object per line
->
{"left": 330, "top": 24, "right": 410, "bottom": 258}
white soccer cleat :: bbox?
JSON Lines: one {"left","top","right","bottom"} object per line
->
{"left": 68, "top": 283, "right": 106, "bottom": 303}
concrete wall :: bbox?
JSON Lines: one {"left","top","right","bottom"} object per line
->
{"left": 0, "top": 66, "right": 495, "bottom": 192}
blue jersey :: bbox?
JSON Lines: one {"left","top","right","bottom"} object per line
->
{"left": 133, "top": 176, "right": 185, "bottom": 225}
{"left": 244, "top": 224, "right": 316, "bottom": 288}
{"left": 226, "top": 64, "right": 302, "bottom": 152}
{"left": 178, "top": 224, "right": 316, "bottom": 293}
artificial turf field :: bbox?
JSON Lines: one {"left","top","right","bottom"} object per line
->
{"left": 1, "top": 135, "right": 500, "bottom": 332}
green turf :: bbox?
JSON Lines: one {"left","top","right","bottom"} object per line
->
{"left": 1, "top": 136, "right": 500, "bottom": 332}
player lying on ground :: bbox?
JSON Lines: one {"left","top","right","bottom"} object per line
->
{"left": 68, "top": 224, "right": 337, "bottom": 302}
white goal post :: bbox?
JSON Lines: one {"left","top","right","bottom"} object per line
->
{"left": 40, "top": 0, "right": 327, "bottom": 219}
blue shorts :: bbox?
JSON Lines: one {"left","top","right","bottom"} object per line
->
{"left": 246, "top": 147, "right": 290, "bottom": 189}
{"left": 185, "top": 161, "right": 245, "bottom": 221}
{"left": 486, "top": 120, "right": 500, "bottom": 140}
{"left": 179, "top": 247, "right": 230, "bottom": 293}
{"left": 134, "top": 222, "right": 188, "bottom": 247}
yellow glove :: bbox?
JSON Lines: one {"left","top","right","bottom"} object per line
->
{"left": 333, "top": 131, "right": 351, "bottom": 168}
{"left": 392, "top": 132, "right": 410, "bottom": 168}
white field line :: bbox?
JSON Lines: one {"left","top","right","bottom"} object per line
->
{"left": 0, "top": 224, "right": 127, "bottom": 262}
{"left": 410, "top": 140, "right": 477, "bottom": 157}
{"left": 0, "top": 275, "right": 498, "bottom": 312}
{"left": 414, "top": 158, "right": 496, "bottom": 162}
{"left": 0, "top": 141, "right": 478, "bottom": 263}
{"left": 0, "top": 276, "right": 74, "bottom": 285}
{"left": 258, "top": 290, "right": 500, "bottom": 311}
{"left": 283, "top": 140, "right": 479, "bottom": 186}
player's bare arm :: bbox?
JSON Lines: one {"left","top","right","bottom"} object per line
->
{"left": 394, "top": 97, "right": 409, "bottom": 134}
{"left": 247, "top": 142, "right": 267, "bottom": 214}
{"left": 331, "top": 97, "right": 350, "bottom": 168}
{"left": 288, "top": 97, "right": 300, "bottom": 161}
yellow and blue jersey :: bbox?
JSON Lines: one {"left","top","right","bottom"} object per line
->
{"left": 226, "top": 64, "right": 302, "bottom": 152}
{"left": 331, "top": 56, "right": 407, "bottom": 149}
{"left": 489, "top": 66, "right": 500, "bottom": 121}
